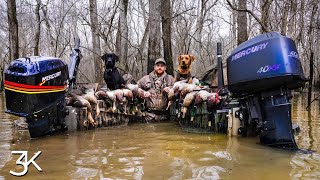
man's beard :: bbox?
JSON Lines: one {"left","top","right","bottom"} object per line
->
{"left": 156, "top": 70, "right": 164, "bottom": 76}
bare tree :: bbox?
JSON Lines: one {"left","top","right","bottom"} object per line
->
{"left": 135, "top": 21, "right": 149, "bottom": 77}
{"left": 147, "top": 0, "right": 161, "bottom": 73}
{"left": 237, "top": 0, "right": 248, "bottom": 45}
{"left": 7, "top": 0, "right": 19, "bottom": 60}
{"left": 41, "top": 0, "right": 53, "bottom": 53}
{"left": 1, "top": 0, "right": 319, "bottom": 89}
{"left": 89, "top": 0, "right": 102, "bottom": 83}
{"left": 116, "top": 0, "right": 129, "bottom": 72}
{"left": 260, "top": 0, "right": 273, "bottom": 33}
{"left": 280, "top": 1, "right": 290, "bottom": 35}
{"left": 34, "top": 0, "right": 41, "bottom": 56}
{"left": 307, "top": 0, "right": 318, "bottom": 105}
{"left": 161, "top": 0, "right": 173, "bottom": 75}
{"left": 228, "top": 0, "right": 237, "bottom": 49}
{"left": 226, "top": 0, "right": 269, "bottom": 33}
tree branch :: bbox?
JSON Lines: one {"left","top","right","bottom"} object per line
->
{"left": 169, "top": 7, "right": 196, "bottom": 20}
{"left": 225, "top": 0, "right": 269, "bottom": 32}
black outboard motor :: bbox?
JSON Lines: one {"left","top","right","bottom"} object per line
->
{"left": 226, "top": 32, "right": 306, "bottom": 149}
{"left": 4, "top": 39, "right": 81, "bottom": 138}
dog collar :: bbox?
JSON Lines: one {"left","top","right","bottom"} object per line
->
{"left": 106, "top": 68, "right": 113, "bottom": 72}
{"left": 178, "top": 71, "right": 190, "bottom": 75}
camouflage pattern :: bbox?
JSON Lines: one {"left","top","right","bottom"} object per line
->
{"left": 143, "top": 112, "right": 169, "bottom": 123}
{"left": 137, "top": 71, "right": 174, "bottom": 122}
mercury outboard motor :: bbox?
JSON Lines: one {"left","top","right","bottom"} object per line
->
{"left": 4, "top": 39, "right": 81, "bottom": 138}
{"left": 226, "top": 32, "right": 306, "bottom": 149}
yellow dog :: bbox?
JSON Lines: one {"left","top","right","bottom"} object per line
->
{"left": 175, "top": 54, "right": 196, "bottom": 83}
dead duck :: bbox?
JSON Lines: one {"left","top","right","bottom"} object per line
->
{"left": 173, "top": 81, "right": 188, "bottom": 96}
{"left": 67, "top": 94, "right": 91, "bottom": 109}
{"left": 95, "top": 90, "right": 117, "bottom": 112}
{"left": 181, "top": 83, "right": 197, "bottom": 93}
{"left": 170, "top": 81, "right": 187, "bottom": 100}
{"left": 113, "top": 89, "right": 124, "bottom": 102}
{"left": 166, "top": 88, "right": 175, "bottom": 110}
{"left": 165, "top": 81, "right": 190, "bottom": 110}
{"left": 122, "top": 89, "right": 134, "bottom": 114}
{"left": 82, "top": 90, "right": 100, "bottom": 117}
{"left": 106, "top": 91, "right": 117, "bottom": 112}
{"left": 194, "top": 90, "right": 210, "bottom": 105}
{"left": 181, "top": 84, "right": 198, "bottom": 98}
{"left": 173, "top": 80, "right": 188, "bottom": 90}
{"left": 207, "top": 92, "right": 219, "bottom": 107}
{"left": 95, "top": 90, "right": 107, "bottom": 100}
{"left": 181, "top": 91, "right": 197, "bottom": 118}
{"left": 123, "top": 89, "right": 134, "bottom": 100}
{"left": 126, "top": 84, "right": 139, "bottom": 92}
{"left": 67, "top": 94, "right": 96, "bottom": 127}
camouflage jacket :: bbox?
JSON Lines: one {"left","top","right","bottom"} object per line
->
{"left": 137, "top": 71, "right": 174, "bottom": 111}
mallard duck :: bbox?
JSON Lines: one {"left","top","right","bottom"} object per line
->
{"left": 95, "top": 90, "right": 107, "bottom": 100}
{"left": 181, "top": 84, "right": 197, "bottom": 97}
{"left": 207, "top": 92, "right": 219, "bottom": 107}
{"left": 67, "top": 94, "right": 96, "bottom": 127}
{"left": 113, "top": 89, "right": 124, "bottom": 102}
{"left": 194, "top": 90, "right": 210, "bottom": 105}
{"left": 181, "top": 91, "right": 197, "bottom": 118}
{"left": 106, "top": 91, "right": 117, "bottom": 112}
{"left": 166, "top": 88, "right": 175, "bottom": 110}
{"left": 82, "top": 93, "right": 100, "bottom": 117}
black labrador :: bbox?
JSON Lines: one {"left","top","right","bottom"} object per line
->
{"left": 101, "top": 53, "right": 125, "bottom": 90}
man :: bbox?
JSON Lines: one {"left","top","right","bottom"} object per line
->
{"left": 137, "top": 58, "right": 175, "bottom": 122}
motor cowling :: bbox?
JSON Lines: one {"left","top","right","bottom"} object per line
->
{"left": 4, "top": 56, "right": 68, "bottom": 137}
{"left": 227, "top": 32, "right": 306, "bottom": 96}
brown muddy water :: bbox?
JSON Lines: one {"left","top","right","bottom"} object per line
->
{"left": 0, "top": 92, "right": 320, "bottom": 179}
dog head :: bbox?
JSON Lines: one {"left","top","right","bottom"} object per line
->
{"left": 178, "top": 54, "right": 196, "bottom": 72}
{"left": 101, "top": 53, "right": 119, "bottom": 69}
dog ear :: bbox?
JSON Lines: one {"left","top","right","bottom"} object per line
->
{"left": 189, "top": 55, "right": 196, "bottom": 62}
{"left": 101, "top": 54, "right": 107, "bottom": 61}
{"left": 177, "top": 55, "right": 182, "bottom": 62}
{"left": 115, "top": 54, "right": 119, "bottom": 62}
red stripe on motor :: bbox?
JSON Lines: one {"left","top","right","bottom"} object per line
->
{"left": 4, "top": 80, "right": 65, "bottom": 89}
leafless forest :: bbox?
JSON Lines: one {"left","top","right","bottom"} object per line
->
{"left": 1, "top": 0, "right": 319, "bottom": 88}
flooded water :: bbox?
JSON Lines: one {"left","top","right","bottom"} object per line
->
{"left": 0, "top": 92, "right": 320, "bottom": 179}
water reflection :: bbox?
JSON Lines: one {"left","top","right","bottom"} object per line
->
{"left": 0, "top": 93, "right": 13, "bottom": 172}
{"left": 290, "top": 152, "right": 320, "bottom": 179}
{"left": 0, "top": 92, "right": 320, "bottom": 179}
{"left": 290, "top": 92, "right": 320, "bottom": 179}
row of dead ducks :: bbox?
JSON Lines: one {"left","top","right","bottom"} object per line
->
{"left": 66, "top": 80, "right": 219, "bottom": 127}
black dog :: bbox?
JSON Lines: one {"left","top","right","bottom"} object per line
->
{"left": 101, "top": 53, "right": 125, "bottom": 90}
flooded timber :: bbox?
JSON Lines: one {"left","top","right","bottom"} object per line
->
{"left": 0, "top": 92, "right": 320, "bottom": 179}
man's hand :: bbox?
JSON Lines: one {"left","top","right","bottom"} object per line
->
{"left": 143, "top": 91, "right": 151, "bottom": 98}
{"left": 163, "top": 87, "right": 171, "bottom": 94}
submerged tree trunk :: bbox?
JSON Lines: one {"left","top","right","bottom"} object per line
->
{"left": 308, "top": 52, "right": 314, "bottom": 106}
{"left": 89, "top": 0, "right": 102, "bottom": 83}
{"left": 7, "top": 0, "right": 19, "bottom": 60}
{"left": 147, "top": 0, "right": 161, "bottom": 73}
{"left": 161, "top": 0, "right": 173, "bottom": 75}
{"left": 307, "top": 1, "right": 318, "bottom": 107}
